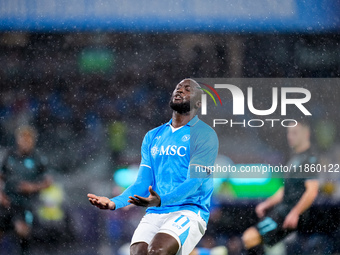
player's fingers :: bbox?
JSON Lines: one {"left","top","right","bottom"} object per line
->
{"left": 129, "top": 197, "right": 144, "bottom": 206}
{"left": 89, "top": 198, "right": 99, "bottom": 204}
{"left": 129, "top": 196, "right": 143, "bottom": 204}
{"left": 256, "top": 207, "right": 264, "bottom": 217}
{"left": 129, "top": 196, "right": 138, "bottom": 202}
{"left": 135, "top": 195, "right": 149, "bottom": 206}
{"left": 130, "top": 196, "right": 147, "bottom": 206}
{"left": 95, "top": 202, "right": 107, "bottom": 209}
{"left": 88, "top": 198, "right": 98, "bottom": 206}
{"left": 134, "top": 195, "right": 148, "bottom": 203}
{"left": 128, "top": 199, "right": 141, "bottom": 206}
{"left": 89, "top": 197, "right": 99, "bottom": 203}
{"left": 87, "top": 194, "right": 98, "bottom": 199}
{"left": 91, "top": 198, "right": 105, "bottom": 207}
{"left": 149, "top": 186, "right": 157, "bottom": 196}
{"left": 98, "top": 199, "right": 109, "bottom": 206}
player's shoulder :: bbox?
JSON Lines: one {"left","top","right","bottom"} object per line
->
{"left": 193, "top": 118, "right": 218, "bottom": 137}
{"left": 191, "top": 118, "right": 218, "bottom": 147}
{"left": 144, "top": 122, "right": 168, "bottom": 140}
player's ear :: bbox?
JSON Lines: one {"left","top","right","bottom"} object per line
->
{"left": 195, "top": 100, "right": 201, "bottom": 109}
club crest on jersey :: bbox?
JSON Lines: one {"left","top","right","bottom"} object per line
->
{"left": 24, "top": 158, "right": 35, "bottom": 169}
{"left": 181, "top": 134, "right": 190, "bottom": 142}
{"left": 151, "top": 145, "right": 187, "bottom": 157}
{"left": 151, "top": 146, "right": 160, "bottom": 156}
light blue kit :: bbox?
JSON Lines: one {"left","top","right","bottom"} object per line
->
{"left": 111, "top": 115, "right": 218, "bottom": 223}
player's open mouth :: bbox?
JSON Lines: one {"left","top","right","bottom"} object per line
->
{"left": 174, "top": 94, "right": 183, "bottom": 100}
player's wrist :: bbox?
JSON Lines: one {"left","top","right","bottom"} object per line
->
{"left": 109, "top": 201, "right": 116, "bottom": 210}
{"left": 290, "top": 208, "right": 301, "bottom": 216}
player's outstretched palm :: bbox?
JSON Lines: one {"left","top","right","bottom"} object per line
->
{"left": 128, "top": 186, "right": 161, "bottom": 207}
{"left": 88, "top": 193, "right": 116, "bottom": 210}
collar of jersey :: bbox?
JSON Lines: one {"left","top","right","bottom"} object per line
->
{"left": 166, "top": 115, "right": 199, "bottom": 127}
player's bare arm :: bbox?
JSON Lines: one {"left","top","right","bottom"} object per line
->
{"left": 0, "top": 175, "right": 10, "bottom": 208}
{"left": 17, "top": 175, "right": 53, "bottom": 194}
{"left": 0, "top": 190, "right": 10, "bottom": 208}
{"left": 128, "top": 186, "right": 161, "bottom": 207}
{"left": 88, "top": 193, "right": 116, "bottom": 210}
{"left": 256, "top": 187, "right": 284, "bottom": 218}
{"left": 283, "top": 179, "right": 319, "bottom": 229}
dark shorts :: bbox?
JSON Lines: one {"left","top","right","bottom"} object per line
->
{"left": 255, "top": 203, "right": 295, "bottom": 246}
{"left": 0, "top": 204, "right": 33, "bottom": 232}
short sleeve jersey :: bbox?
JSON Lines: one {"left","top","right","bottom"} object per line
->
{"left": 283, "top": 148, "right": 318, "bottom": 208}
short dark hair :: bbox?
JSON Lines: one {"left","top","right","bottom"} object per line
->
{"left": 295, "top": 117, "right": 311, "bottom": 129}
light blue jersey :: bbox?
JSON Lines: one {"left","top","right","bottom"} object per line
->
{"left": 111, "top": 115, "right": 218, "bottom": 223}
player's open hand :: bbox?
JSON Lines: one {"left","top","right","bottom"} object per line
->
{"left": 128, "top": 186, "right": 161, "bottom": 207}
{"left": 87, "top": 194, "right": 116, "bottom": 210}
{"left": 282, "top": 210, "right": 299, "bottom": 229}
{"left": 255, "top": 202, "right": 268, "bottom": 218}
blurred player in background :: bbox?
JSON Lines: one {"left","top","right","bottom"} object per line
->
{"left": 242, "top": 120, "right": 319, "bottom": 255}
{"left": 0, "top": 125, "right": 52, "bottom": 255}
{"left": 88, "top": 78, "right": 219, "bottom": 255}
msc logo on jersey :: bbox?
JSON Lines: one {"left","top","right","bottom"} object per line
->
{"left": 181, "top": 134, "right": 190, "bottom": 142}
{"left": 151, "top": 145, "right": 187, "bottom": 157}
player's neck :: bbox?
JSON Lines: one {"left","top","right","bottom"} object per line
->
{"left": 293, "top": 141, "right": 310, "bottom": 154}
{"left": 171, "top": 110, "right": 196, "bottom": 128}
{"left": 17, "top": 147, "right": 33, "bottom": 156}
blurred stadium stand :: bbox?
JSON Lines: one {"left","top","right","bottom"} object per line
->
{"left": 0, "top": 0, "right": 340, "bottom": 254}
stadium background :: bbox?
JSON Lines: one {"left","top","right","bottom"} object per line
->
{"left": 0, "top": 0, "right": 340, "bottom": 254}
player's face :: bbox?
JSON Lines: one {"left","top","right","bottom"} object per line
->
{"left": 169, "top": 79, "right": 201, "bottom": 114}
{"left": 287, "top": 123, "right": 308, "bottom": 149}
{"left": 172, "top": 80, "right": 191, "bottom": 102}
{"left": 17, "top": 132, "right": 35, "bottom": 154}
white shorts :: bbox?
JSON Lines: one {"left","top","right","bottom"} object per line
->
{"left": 131, "top": 210, "right": 207, "bottom": 255}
